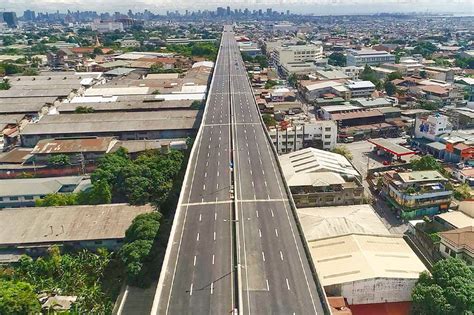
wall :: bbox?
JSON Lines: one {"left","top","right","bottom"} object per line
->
{"left": 325, "top": 278, "right": 417, "bottom": 305}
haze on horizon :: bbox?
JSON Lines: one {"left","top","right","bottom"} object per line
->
{"left": 3, "top": 0, "right": 473, "bottom": 15}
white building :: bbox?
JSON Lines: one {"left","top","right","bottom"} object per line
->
{"left": 346, "top": 80, "right": 376, "bottom": 98}
{"left": 273, "top": 43, "right": 324, "bottom": 67}
{"left": 309, "top": 234, "right": 428, "bottom": 305}
{"left": 120, "top": 39, "right": 140, "bottom": 48}
{"left": 91, "top": 21, "right": 124, "bottom": 33}
{"left": 268, "top": 120, "right": 337, "bottom": 154}
{"left": 302, "top": 81, "right": 350, "bottom": 102}
{"left": 346, "top": 49, "right": 396, "bottom": 67}
{"left": 415, "top": 113, "right": 452, "bottom": 141}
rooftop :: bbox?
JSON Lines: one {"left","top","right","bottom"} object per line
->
{"left": 346, "top": 81, "right": 376, "bottom": 90}
{"left": 436, "top": 211, "right": 473, "bottom": 229}
{"left": 297, "top": 204, "right": 390, "bottom": 241}
{"left": 368, "top": 138, "right": 415, "bottom": 156}
{"left": 397, "top": 170, "right": 447, "bottom": 183}
{"left": 439, "top": 226, "right": 474, "bottom": 255}
{"left": 0, "top": 176, "right": 84, "bottom": 198}
{"left": 32, "top": 137, "right": 117, "bottom": 155}
{"left": 309, "top": 234, "right": 427, "bottom": 286}
{"left": 280, "top": 147, "right": 360, "bottom": 182}
{"left": 21, "top": 110, "right": 201, "bottom": 135}
{"left": 0, "top": 204, "right": 153, "bottom": 245}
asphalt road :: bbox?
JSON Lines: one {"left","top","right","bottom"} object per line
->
{"left": 152, "top": 26, "right": 326, "bottom": 315}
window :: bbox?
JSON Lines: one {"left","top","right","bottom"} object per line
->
{"left": 25, "top": 196, "right": 34, "bottom": 200}
{"left": 9, "top": 196, "right": 19, "bottom": 201}
{"left": 324, "top": 142, "right": 331, "bottom": 146}
{"left": 444, "top": 246, "right": 450, "bottom": 254}
{"left": 325, "top": 135, "right": 331, "bottom": 139}
{"left": 94, "top": 240, "right": 103, "bottom": 245}
{"left": 325, "top": 127, "right": 332, "bottom": 131}
{"left": 450, "top": 251, "right": 456, "bottom": 258}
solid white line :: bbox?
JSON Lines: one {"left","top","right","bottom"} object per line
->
{"left": 116, "top": 285, "right": 129, "bottom": 315}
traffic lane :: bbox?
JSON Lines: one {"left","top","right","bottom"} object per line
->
{"left": 188, "top": 126, "right": 231, "bottom": 204}
{"left": 167, "top": 203, "right": 233, "bottom": 314}
{"left": 239, "top": 201, "right": 320, "bottom": 315}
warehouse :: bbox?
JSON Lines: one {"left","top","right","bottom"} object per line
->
{"left": 20, "top": 110, "right": 201, "bottom": 147}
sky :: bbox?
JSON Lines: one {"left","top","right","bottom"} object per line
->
{"left": 3, "top": 0, "right": 474, "bottom": 15}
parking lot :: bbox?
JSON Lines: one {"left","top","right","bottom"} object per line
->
{"left": 344, "top": 137, "right": 413, "bottom": 234}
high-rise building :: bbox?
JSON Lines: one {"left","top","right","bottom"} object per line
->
{"left": 23, "top": 10, "right": 36, "bottom": 21}
{"left": 226, "top": 6, "right": 231, "bottom": 16}
{"left": 2, "top": 12, "right": 18, "bottom": 28}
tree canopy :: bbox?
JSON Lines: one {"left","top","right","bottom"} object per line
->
{"left": 0, "top": 280, "right": 41, "bottom": 314}
{"left": 328, "top": 52, "right": 346, "bottom": 66}
{"left": 384, "top": 81, "right": 397, "bottom": 96}
{"left": 411, "top": 258, "right": 473, "bottom": 315}
{"left": 331, "top": 146, "right": 353, "bottom": 161}
{"left": 359, "top": 65, "right": 382, "bottom": 89}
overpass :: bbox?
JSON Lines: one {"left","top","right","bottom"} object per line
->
{"left": 151, "top": 25, "right": 328, "bottom": 315}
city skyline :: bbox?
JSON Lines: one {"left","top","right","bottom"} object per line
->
{"left": 2, "top": 0, "right": 473, "bottom": 16}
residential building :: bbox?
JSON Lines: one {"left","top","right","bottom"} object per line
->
{"left": 0, "top": 204, "right": 153, "bottom": 260}
{"left": 346, "top": 81, "right": 376, "bottom": 98}
{"left": 439, "top": 226, "right": 473, "bottom": 265}
{"left": 309, "top": 234, "right": 427, "bottom": 305}
{"left": 346, "top": 49, "right": 396, "bottom": 67}
{"left": 414, "top": 113, "right": 452, "bottom": 141}
{"left": 422, "top": 66, "right": 454, "bottom": 82}
{"left": 301, "top": 81, "right": 350, "bottom": 102}
{"left": 268, "top": 120, "right": 337, "bottom": 153}
{"left": 382, "top": 170, "right": 452, "bottom": 219}
{"left": 120, "top": 39, "right": 141, "bottom": 48}
{"left": 280, "top": 148, "right": 363, "bottom": 207}
{"left": 0, "top": 176, "right": 89, "bottom": 208}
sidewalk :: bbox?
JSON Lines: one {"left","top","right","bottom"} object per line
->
{"left": 113, "top": 281, "right": 158, "bottom": 315}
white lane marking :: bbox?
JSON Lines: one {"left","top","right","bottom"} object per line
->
{"left": 193, "top": 255, "right": 197, "bottom": 266}
{"left": 216, "top": 183, "right": 219, "bottom": 190}
{"left": 251, "top": 181, "right": 254, "bottom": 187}
{"left": 262, "top": 169, "right": 265, "bottom": 175}
{"left": 280, "top": 251, "right": 284, "bottom": 261}
{"left": 214, "top": 212, "right": 217, "bottom": 221}
{"left": 275, "top": 228, "right": 279, "bottom": 237}
{"left": 256, "top": 210, "right": 259, "bottom": 217}
{"left": 271, "top": 209, "right": 274, "bottom": 217}
{"left": 204, "top": 172, "right": 207, "bottom": 178}
{"left": 212, "top": 254, "right": 215, "bottom": 265}
{"left": 189, "top": 283, "right": 193, "bottom": 296}
{"left": 250, "top": 169, "right": 253, "bottom": 175}
{"left": 217, "top": 171, "right": 220, "bottom": 177}
{"left": 199, "top": 214, "right": 202, "bottom": 222}
{"left": 213, "top": 231, "right": 216, "bottom": 241}
{"left": 258, "top": 229, "right": 262, "bottom": 238}
{"left": 264, "top": 181, "right": 267, "bottom": 187}
{"left": 262, "top": 251, "right": 266, "bottom": 262}
{"left": 203, "top": 184, "right": 206, "bottom": 190}
{"left": 196, "top": 233, "right": 200, "bottom": 241}
{"left": 210, "top": 282, "right": 214, "bottom": 295}
{"left": 218, "top": 151, "right": 220, "bottom": 156}
{"left": 266, "top": 279, "right": 270, "bottom": 291}
{"left": 286, "top": 278, "right": 291, "bottom": 291}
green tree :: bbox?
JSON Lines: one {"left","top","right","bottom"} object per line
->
{"left": 262, "top": 114, "right": 277, "bottom": 128}
{"left": 328, "top": 52, "right": 346, "bottom": 66}
{"left": 419, "top": 70, "right": 427, "bottom": 78}
{"left": 86, "top": 180, "right": 112, "bottom": 205}
{"left": 47, "top": 154, "right": 71, "bottom": 167}
{"left": 0, "top": 280, "right": 41, "bottom": 314}
{"left": 386, "top": 71, "right": 403, "bottom": 81}
{"left": 359, "top": 65, "right": 381, "bottom": 89}
{"left": 412, "top": 258, "right": 473, "bottom": 315}
{"left": 35, "top": 193, "right": 77, "bottom": 207}
{"left": 119, "top": 240, "right": 153, "bottom": 280}
{"left": 287, "top": 74, "right": 297, "bottom": 87}
{"left": 453, "top": 183, "right": 471, "bottom": 201}
{"left": 190, "top": 100, "right": 204, "bottom": 110}
{"left": 0, "top": 79, "right": 10, "bottom": 90}
{"left": 410, "top": 155, "right": 444, "bottom": 172}
{"left": 413, "top": 41, "right": 438, "bottom": 58}
{"left": 125, "top": 212, "right": 162, "bottom": 243}
{"left": 75, "top": 106, "right": 95, "bottom": 113}
{"left": 264, "top": 80, "right": 278, "bottom": 89}
{"left": 384, "top": 81, "right": 397, "bottom": 96}
{"left": 331, "top": 146, "right": 353, "bottom": 161}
